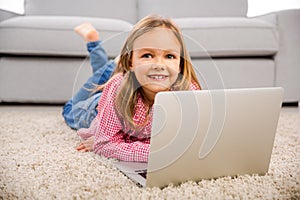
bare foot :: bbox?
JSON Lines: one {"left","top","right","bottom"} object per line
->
{"left": 74, "top": 23, "right": 99, "bottom": 42}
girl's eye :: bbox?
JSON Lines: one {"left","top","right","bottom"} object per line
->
{"left": 141, "top": 53, "right": 152, "bottom": 58}
{"left": 166, "top": 54, "right": 176, "bottom": 59}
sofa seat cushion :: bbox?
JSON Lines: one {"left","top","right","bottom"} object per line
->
{"left": 174, "top": 17, "right": 279, "bottom": 58}
{"left": 0, "top": 16, "right": 133, "bottom": 57}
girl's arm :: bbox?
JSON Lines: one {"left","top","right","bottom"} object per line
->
{"left": 90, "top": 74, "right": 150, "bottom": 162}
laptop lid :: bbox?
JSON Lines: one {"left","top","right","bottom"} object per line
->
{"left": 146, "top": 87, "right": 283, "bottom": 188}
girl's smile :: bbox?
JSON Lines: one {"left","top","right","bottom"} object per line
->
{"left": 147, "top": 74, "right": 169, "bottom": 81}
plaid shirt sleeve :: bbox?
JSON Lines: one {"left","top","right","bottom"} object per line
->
{"left": 92, "top": 74, "right": 150, "bottom": 162}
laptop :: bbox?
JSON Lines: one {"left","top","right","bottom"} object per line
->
{"left": 114, "top": 87, "right": 284, "bottom": 188}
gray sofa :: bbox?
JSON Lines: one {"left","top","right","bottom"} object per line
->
{"left": 0, "top": 0, "right": 299, "bottom": 104}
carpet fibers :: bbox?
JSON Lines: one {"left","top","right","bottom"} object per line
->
{"left": 0, "top": 107, "right": 299, "bottom": 199}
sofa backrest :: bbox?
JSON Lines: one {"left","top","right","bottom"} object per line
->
{"left": 24, "top": 0, "right": 248, "bottom": 24}
{"left": 138, "top": 0, "right": 248, "bottom": 20}
{"left": 24, "top": 0, "right": 137, "bottom": 23}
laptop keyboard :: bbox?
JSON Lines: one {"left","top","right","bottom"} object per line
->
{"left": 135, "top": 169, "right": 147, "bottom": 179}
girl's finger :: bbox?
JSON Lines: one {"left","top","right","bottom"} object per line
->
{"left": 79, "top": 148, "right": 89, "bottom": 152}
{"left": 76, "top": 143, "right": 85, "bottom": 150}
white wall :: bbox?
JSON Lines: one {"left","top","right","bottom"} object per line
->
{"left": 247, "top": 0, "right": 300, "bottom": 16}
{"left": 0, "top": 0, "right": 24, "bottom": 14}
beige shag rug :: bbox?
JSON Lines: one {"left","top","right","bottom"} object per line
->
{"left": 0, "top": 106, "right": 299, "bottom": 199}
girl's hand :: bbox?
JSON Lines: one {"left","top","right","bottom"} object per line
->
{"left": 76, "top": 136, "right": 95, "bottom": 152}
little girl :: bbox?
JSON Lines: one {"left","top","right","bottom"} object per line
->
{"left": 65, "top": 15, "right": 201, "bottom": 162}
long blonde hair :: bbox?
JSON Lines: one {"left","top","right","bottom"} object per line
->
{"left": 103, "top": 15, "right": 201, "bottom": 129}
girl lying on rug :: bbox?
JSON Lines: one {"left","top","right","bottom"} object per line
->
{"left": 62, "top": 15, "right": 201, "bottom": 162}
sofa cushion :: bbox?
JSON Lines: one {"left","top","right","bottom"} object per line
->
{"left": 0, "top": 16, "right": 133, "bottom": 57}
{"left": 174, "top": 17, "right": 279, "bottom": 58}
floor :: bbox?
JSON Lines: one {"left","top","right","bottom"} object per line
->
{"left": 0, "top": 105, "right": 63, "bottom": 112}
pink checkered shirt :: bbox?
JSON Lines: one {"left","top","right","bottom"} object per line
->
{"left": 77, "top": 73, "right": 200, "bottom": 162}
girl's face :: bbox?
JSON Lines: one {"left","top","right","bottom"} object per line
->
{"left": 131, "top": 27, "right": 181, "bottom": 100}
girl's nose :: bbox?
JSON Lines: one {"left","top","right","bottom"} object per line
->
{"left": 152, "top": 56, "right": 166, "bottom": 70}
{"left": 151, "top": 63, "right": 165, "bottom": 71}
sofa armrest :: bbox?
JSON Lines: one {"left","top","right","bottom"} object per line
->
{"left": 274, "top": 9, "right": 300, "bottom": 103}
{"left": 0, "top": 9, "right": 20, "bottom": 22}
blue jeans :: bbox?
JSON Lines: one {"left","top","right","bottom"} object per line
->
{"left": 62, "top": 41, "right": 116, "bottom": 129}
